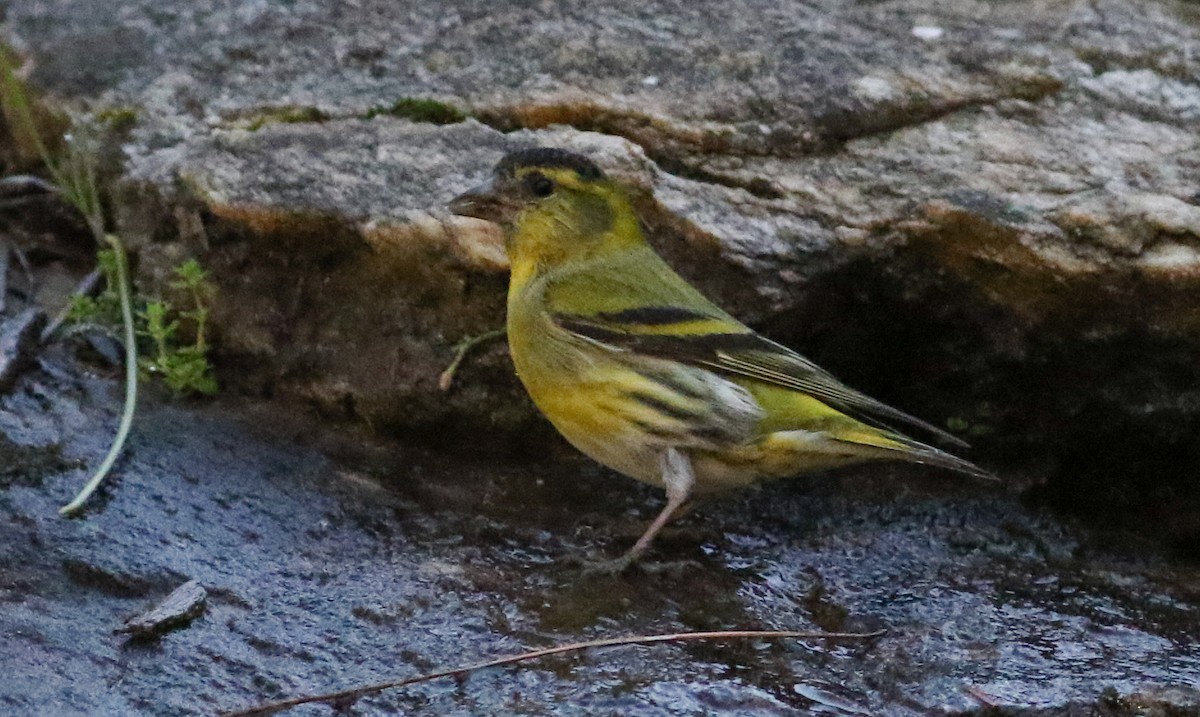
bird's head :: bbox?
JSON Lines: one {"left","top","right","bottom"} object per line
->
{"left": 449, "top": 147, "right": 643, "bottom": 274}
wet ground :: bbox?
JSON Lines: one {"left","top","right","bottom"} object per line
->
{"left": 2, "top": 349, "right": 1199, "bottom": 716}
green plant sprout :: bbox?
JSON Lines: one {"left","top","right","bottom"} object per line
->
{"left": 138, "top": 259, "right": 218, "bottom": 396}
{"left": 67, "top": 255, "right": 218, "bottom": 396}
{"left": 65, "top": 248, "right": 121, "bottom": 326}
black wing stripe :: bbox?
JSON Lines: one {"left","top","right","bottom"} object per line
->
{"left": 628, "top": 391, "right": 703, "bottom": 422}
{"left": 630, "top": 418, "right": 682, "bottom": 441}
{"left": 559, "top": 320, "right": 760, "bottom": 357}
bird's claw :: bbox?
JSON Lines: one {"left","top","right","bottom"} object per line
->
{"left": 638, "top": 558, "right": 703, "bottom": 576}
{"left": 568, "top": 551, "right": 701, "bottom": 577}
{"left": 577, "top": 553, "right": 640, "bottom": 576}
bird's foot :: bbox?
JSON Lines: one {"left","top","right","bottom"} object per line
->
{"left": 575, "top": 551, "right": 640, "bottom": 577}
{"left": 638, "top": 558, "right": 703, "bottom": 576}
{"left": 570, "top": 551, "right": 702, "bottom": 577}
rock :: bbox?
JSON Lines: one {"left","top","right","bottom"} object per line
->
{"left": 116, "top": 579, "right": 208, "bottom": 639}
{"left": 4, "top": 2, "right": 1200, "bottom": 536}
{"left": 116, "top": 119, "right": 538, "bottom": 450}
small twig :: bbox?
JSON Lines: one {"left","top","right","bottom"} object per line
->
{"left": 962, "top": 684, "right": 1001, "bottom": 707}
{"left": 60, "top": 235, "right": 137, "bottom": 516}
{"left": 10, "top": 243, "right": 35, "bottom": 298}
{"left": 0, "top": 242, "right": 8, "bottom": 313}
{"left": 437, "top": 328, "right": 506, "bottom": 391}
{"left": 40, "top": 268, "right": 102, "bottom": 342}
{"left": 219, "top": 628, "right": 885, "bottom": 717}
{"left": 0, "top": 308, "right": 46, "bottom": 392}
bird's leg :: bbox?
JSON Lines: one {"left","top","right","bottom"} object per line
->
{"left": 628, "top": 447, "right": 696, "bottom": 559}
{"left": 583, "top": 447, "right": 696, "bottom": 575}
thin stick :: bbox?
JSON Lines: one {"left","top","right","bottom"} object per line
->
{"left": 59, "top": 235, "right": 137, "bottom": 515}
{"left": 437, "top": 328, "right": 506, "bottom": 391}
{"left": 11, "top": 243, "right": 34, "bottom": 297}
{"left": 962, "top": 684, "right": 1001, "bottom": 707}
{"left": 219, "top": 628, "right": 885, "bottom": 717}
{"left": 0, "top": 242, "right": 8, "bottom": 314}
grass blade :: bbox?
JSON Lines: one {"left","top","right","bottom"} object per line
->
{"left": 59, "top": 234, "right": 137, "bottom": 515}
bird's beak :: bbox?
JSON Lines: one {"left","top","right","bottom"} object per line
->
{"left": 448, "top": 177, "right": 518, "bottom": 224}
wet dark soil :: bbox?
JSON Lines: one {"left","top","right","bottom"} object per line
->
{"left": 1, "top": 348, "right": 1198, "bottom": 716}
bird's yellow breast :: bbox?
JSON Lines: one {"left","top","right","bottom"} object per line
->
{"left": 506, "top": 274, "right": 662, "bottom": 484}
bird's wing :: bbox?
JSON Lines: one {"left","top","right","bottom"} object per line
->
{"left": 542, "top": 246, "right": 967, "bottom": 447}
{"left": 552, "top": 309, "right": 969, "bottom": 449}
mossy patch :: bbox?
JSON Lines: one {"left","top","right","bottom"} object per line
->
{"left": 365, "top": 98, "right": 466, "bottom": 124}
{"left": 244, "top": 106, "right": 329, "bottom": 131}
{"left": 94, "top": 106, "right": 139, "bottom": 135}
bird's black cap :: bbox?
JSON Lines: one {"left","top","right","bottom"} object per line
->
{"left": 495, "top": 147, "right": 605, "bottom": 181}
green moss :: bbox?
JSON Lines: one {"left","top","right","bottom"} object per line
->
{"left": 94, "top": 106, "right": 139, "bottom": 135}
{"left": 366, "top": 97, "right": 466, "bottom": 124}
{"left": 245, "top": 106, "right": 329, "bottom": 131}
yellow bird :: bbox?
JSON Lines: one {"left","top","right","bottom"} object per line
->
{"left": 450, "top": 147, "right": 992, "bottom": 571}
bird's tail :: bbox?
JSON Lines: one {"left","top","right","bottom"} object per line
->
{"left": 829, "top": 426, "right": 998, "bottom": 482}
{"left": 735, "top": 426, "right": 996, "bottom": 483}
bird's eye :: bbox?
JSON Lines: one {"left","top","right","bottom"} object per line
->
{"left": 524, "top": 172, "right": 554, "bottom": 198}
